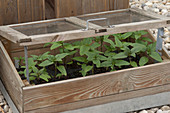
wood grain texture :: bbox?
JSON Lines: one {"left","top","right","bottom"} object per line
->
{"left": 0, "top": 41, "right": 24, "bottom": 113}
{"left": 66, "top": 17, "right": 103, "bottom": 29}
{"left": 23, "top": 61, "right": 170, "bottom": 111}
{"left": 0, "top": 0, "right": 45, "bottom": 25}
{"left": 0, "top": 26, "right": 31, "bottom": 43}
{"left": 0, "top": 1, "right": 3, "bottom": 25}
{"left": 25, "top": 84, "right": 170, "bottom": 113}
{"left": 54, "top": 0, "right": 128, "bottom": 18}
{"left": 110, "top": 0, "right": 129, "bottom": 10}
{"left": 1, "top": 0, "right": 18, "bottom": 25}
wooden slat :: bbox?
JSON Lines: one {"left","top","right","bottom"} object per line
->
{"left": 130, "top": 8, "right": 170, "bottom": 20}
{"left": 45, "top": 0, "right": 55, "bottom": 19}
{"left": 17, "top": 0, "right": 32, "bottom": 23}
{"left": 0, "top": 41, "right": 24, "bottom": 113}
{"left": 110, "top": 0, "right": 129, "bottom": 10}
{"left": 66, "top": 17, "right": 103, "bottom": 29}
{"left": 0, "top": 1, "right": 3, "bottom": 25}
{"left": 25, "top": 84, "right": 170, "bottom": 113}
{"left": 31, "top": 0, "right": 45, "bottom": 21}
{"left": 0, "top": 26, "right": 31, "bottom": 43}
{"left": 55, "top": 0, "right": 82, "bottom": 18}
{"left": 1, "top": 0, "right": 18, "bottom": 25}
{"left": 23, "top": 61, "right": 170, "bottom": 111}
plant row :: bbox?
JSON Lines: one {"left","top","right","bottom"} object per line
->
{"left": 14, "top": 31, "right": 162, "bottom": 84}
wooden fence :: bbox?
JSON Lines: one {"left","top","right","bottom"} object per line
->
{"left": 0, "top": 0, "right": 129, "bottom": 25}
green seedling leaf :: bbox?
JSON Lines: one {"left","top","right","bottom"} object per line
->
{"left": 80, "top": 64, "right": 93, "bottom": 77}
{"left": 40, "top": 51, "right": 50, "bottom": 60}
{"left": 136, "top": 40, "right": 148, "bottom": 46}
{"left": 56, "top": 73, "right": 62, "bottom": 77}
{"left": 142, "top": 37, "right": 153, "bottom": 42}
{"left": 149, "top": 52, "right": 162, "bottom": 62}
{"left": 29, "top": 76, "right": 36, "bottom": 81}
{"left": 40, "top": 74, "right": 51, "bottom": 82}
{"left": 44, "top": 42, "right": 53, "bottom": 47}
{"left": 101, "top": 61, "right": 112, "bottom": 67}
{"left": 68, "top": 50, "right": 77, "bottom": 55}
{"left": 80, "top": 45, "right": 90, "bottom": 56}
{"left": 139, "top": 56, "right": 149, "bottom": 66}
{"left": 93, "top": 59, "right": 100, "bottom": 68}
{"left": 130, "top": 61, "right": 138, "bottom": 67}
{"left": 103, "top": 37, "right": 115, "bottom": 47}
{"left": 73, "top": 57, "right": 87, "bottom": 63}
{"left": 112, "top": 52, "right": 127, "bottom": 59}
{"left": 32, "top": 66, "right": 39, "bottom": 73}
{"left": 55, "top": 53, "right": 68, "bottom": 61}
{"left": 91, "top": 42, "right": 101, "bottom": 49}
{"left": 115, "top": 60, "right": 130, "bottom": 67}
{"left": 121, "top": 32, "right": 133, "bottom": 40}
{"left": 64, "top": 44, "right": 77, "bottom": 50}
{"left": 131, "top": 43, "right": 146, "bottom": 53}
{"left": 50, "top": 42, "right": 62, "bottom": 50}
{"left": 115, "top": 37, "right": 123, "bottom": 47}
{"left": 39, "top": 60, "right": 53, "bottom": 67}
{"left": 81, "top": 38, "right": 92, "bottom": 45}
{"left": 139, "top": 30, "right": 148, "bottom": 35}
{"left": 67, "top": 61, "right": 73, "bottom": 65}
{"left": 28, "top": 58, "right": 37, "bottom": 67}
{"left": 57, "top": 66, "right": 67, "bottom": 76}
{"left": 98, "top": 55, "right": 108, "bottom": 60}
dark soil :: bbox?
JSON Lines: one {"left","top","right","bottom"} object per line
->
{"left": 18, "top": 53, "right": 156, "bottom": 85}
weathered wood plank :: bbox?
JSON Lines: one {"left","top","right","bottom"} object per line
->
{"left": 110, "top": 0, "right": 129, "bottom": 10}
{"left": 55, "top": 0, "right": 82, "bottom": 18}
{"left": 1, "top": 0, "right": 18, "bottom": 25}
{"left": 23, "top": 61, "right": 170, "bottom": 111}
{"left": 25, "top": 84, "right": 170, "bottom": 113}
{"left": 31, "top": 0, "right": 45, "bottom": 21}
{"left": 0, "top": 1, "right": 3, "bottom": 25}
{"left": 66, "top": 17, "right": 103, "bottom": 29}
{"left": 0, "top": 41, "right": 24, "bottom": 113}
{"left": 0, "top": 26, "right": 31, "bottom": 43}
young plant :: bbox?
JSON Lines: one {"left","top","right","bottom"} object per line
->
{"left": 30, "top": 67, "right": 51, "bottom": 82}
{"left": 101, "top": 52, "right": 130, "bottom": 71}
{"left": 39, "top": 53, "right": 68, "bottom": 77}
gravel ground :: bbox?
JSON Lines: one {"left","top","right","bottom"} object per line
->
{"left": 0, "top": 1, "right": 169, "bottom": 113}
{"left": 0, "top": 91, "right": 12, "bottom": 113}
{"left": 128, "top": 105, "right": 170, "bottom": 113}
{"left": 130, "top": 0, "right": 170, "bottom": 55}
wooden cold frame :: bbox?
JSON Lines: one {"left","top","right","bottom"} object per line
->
{"left": 0, "top": 8, "right": 170, "bottom": 113}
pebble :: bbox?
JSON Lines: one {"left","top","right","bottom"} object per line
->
{"left": 147, "top": 110, "right": 154, "bottom": 113}
{"left": 157, "top": 109, "right": 163, "bottom": 113}
{"left": 8, "top": 108, "right": 13, "bottom": 113}
{"left": 161, "top": 106, "right": 170, "bottom": 111}
{"left": 139, "top": 110, "right": 148, "bottom": 113}
{"left": 4, "top": 105, "right": 9, "bottom": 112}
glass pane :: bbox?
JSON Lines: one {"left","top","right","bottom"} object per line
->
{"left": 12, "top": 21, "right": 83, "bottom": 36}
{"left": 79, "top": 11, "right": 156, "bottom": 27}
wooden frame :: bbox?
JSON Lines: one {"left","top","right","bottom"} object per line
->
{"left": 0, "top": 30, "right": 170, "bottom": 112}
{"left": 0, "top": 8, "right": 170, "bottom": 113}
{"left": 0, "top": 8, "right": 169, "bottom": 46}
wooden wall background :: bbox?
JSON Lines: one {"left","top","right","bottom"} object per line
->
{"left": 0, "top": 0, "right": 129, "bottom": 25}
